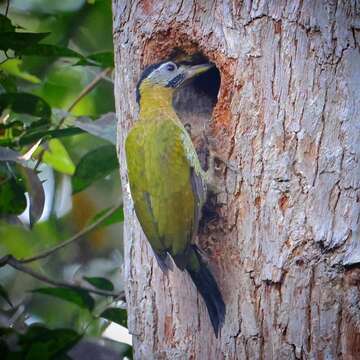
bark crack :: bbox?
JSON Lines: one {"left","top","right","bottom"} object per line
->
{"left": 312, "top": 87, "right": 328, "bottom": 187}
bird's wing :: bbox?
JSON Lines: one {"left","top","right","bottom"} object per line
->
{"left": 125, "top": 123, "right": 166, "bottom": 254}
{"left": 179, "top": 130, "right": 207, "bottom": 231}
{"left": 126, "top": 118, "right": 206, "bottom": 271}
{"left": 144, "top": 120, "right": 196, "bottom": 258}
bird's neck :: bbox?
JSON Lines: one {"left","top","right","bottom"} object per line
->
{"left": 138, "top": 84, "right": 176, "bottom": 119}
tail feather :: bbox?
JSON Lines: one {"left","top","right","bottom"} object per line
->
{"left": 186, "top": 245, "right": 225, "bottom": 337}
{"left": 153, "top": 250, "right": 174, "bottom": 273}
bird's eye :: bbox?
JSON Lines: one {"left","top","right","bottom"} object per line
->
{"left": 166, "top": 63, "right": 176, "bottom": 71}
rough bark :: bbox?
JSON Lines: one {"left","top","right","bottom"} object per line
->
{"left": 113, "top": 1, "right": 360, "bottom": 359}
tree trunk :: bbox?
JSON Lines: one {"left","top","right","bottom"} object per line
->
{"left": 112, "top": 1, "right": 360, "bottom": 359}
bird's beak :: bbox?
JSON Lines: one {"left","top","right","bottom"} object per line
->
{"left": 183, "top": 63, "right": 214, "bottom": 80}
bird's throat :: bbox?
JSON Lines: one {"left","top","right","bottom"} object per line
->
{"left": 138, "top": 83, "right": 175, "bottom": 118}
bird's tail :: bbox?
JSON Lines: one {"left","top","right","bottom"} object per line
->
{"left": 186, "top": 245, "right": 225, "bottom": 337}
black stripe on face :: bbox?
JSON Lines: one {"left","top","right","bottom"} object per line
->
{"left": 166, "top": 73, "right": 185, "bottom": 88}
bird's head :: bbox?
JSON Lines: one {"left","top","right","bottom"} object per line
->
{"left": 136, "top": 60, "right": 213, "bottom": 104}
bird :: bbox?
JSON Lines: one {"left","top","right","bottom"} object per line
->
{"left": 125, "top": 58, "right": 225, "bottom": 337}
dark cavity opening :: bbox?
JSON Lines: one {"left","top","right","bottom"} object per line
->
{"left": 191, "top": 66, "right": 221, "bottom": 109}
{"left": 173, "top": 53, "right": 220, "bottom": 118}
{"left": 172, "top": 51, "right": 221, "bottom": 171}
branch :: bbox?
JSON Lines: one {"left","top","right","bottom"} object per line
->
{"left": 5, "top": 0, "right": 10, "bottom": 16}
{"left": 1, "top": 255, "right": 124, "bottom": 299}
{"left": 88, "top": 67, "right": 114, "bottom": 84}
{"left": 0, "top": 202, "right": 124, "bottom": 298}
{"left": 34, "top": 67, "right": 112, "bottom": 170}
{"left": 60, "top": 67, "right": 112, "bottom": 128}
{"left": 19, "top": 202, "right": 122, "bottom": 264}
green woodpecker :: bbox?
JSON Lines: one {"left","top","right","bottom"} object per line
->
{"left": 125, "top": 59, "right": 225, "bottom": 336}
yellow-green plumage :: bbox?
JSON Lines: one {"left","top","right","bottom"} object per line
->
{"left": 125, "top": 61, "right": 225, "bottom": 336}
{"left": 126, "top": 106, "right": 201, "bottom": 259}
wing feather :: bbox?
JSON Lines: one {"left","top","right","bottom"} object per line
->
{"left": 125, "top": 117, "right": 206, "bottom": 269}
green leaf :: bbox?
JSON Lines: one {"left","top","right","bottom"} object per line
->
{"left": 21, "top": 167, "right": 45, "bottom": 226}
{"left": 74, "top": 113, "right": 117, "bottom": 144}
{"left": 19, "top": 44, "right": 84, "bottom": 59}
{"left": 89, "top": 206, "right": 124, "bottom": 228}
{"left": 0, "top": 32, "right": 49, "bottom": 52}
{"left": 19, "top": 324, "right": 81, "bottom": 360}
{"left": 0, "top": 59, "right": 41, "bottom": 84}
{"left": 76, "top": 51, "right": 113, "bottom": 68}
{"left": 83, "top": 277, "right": 114, "bottom": 291}
{"left": 32, "top": 287, "right": 95, "bottom": 311}
{"left": 0, "top": 127, "right": 84, "bottom": 147}
{"left": 42, "top": 139, "right": 75, "bottom": 175}
{"left": 0, "top": 15, "right": 15, "bottom": 33}
{"left": 0, "top": 71, "right": 17, "bottom": 93}
{"left": 72, "top": 145, "right": 118, "bottom": 193}
{"left": 0, "top": 93, "right": 51, "bottom": 119}
{"left": 100, "top": 308, "right": 127, "bottom": 327}
{"left": 19, "top": 128, "right": 83, "bottom": 146}
{"left": 0, "top": 172, "right": 26, "bottom": 215}
{"left": 0, "top": 284, "right": 13, "bottom": 308}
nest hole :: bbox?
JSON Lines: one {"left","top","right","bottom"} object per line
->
{"left": 172, "top": 50, "right": 221, "bottom": 171}
{"left": 173, "top": 53, "right": 220, "bottom": 119}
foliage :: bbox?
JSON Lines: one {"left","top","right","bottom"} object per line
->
{"left": 100, "top": 308, "right": 127, "bottom": 327}
{"left": 0, "top": 2, "right": 131, "bottom": 359}
{"left": 32, "top": 287, "right": 96, "bottom": 311}
{"left": 72, "top": 145, "right": 118, "bottom": 193}
{"left": 84, "top": 276, "right": 114, "bottom": 291}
